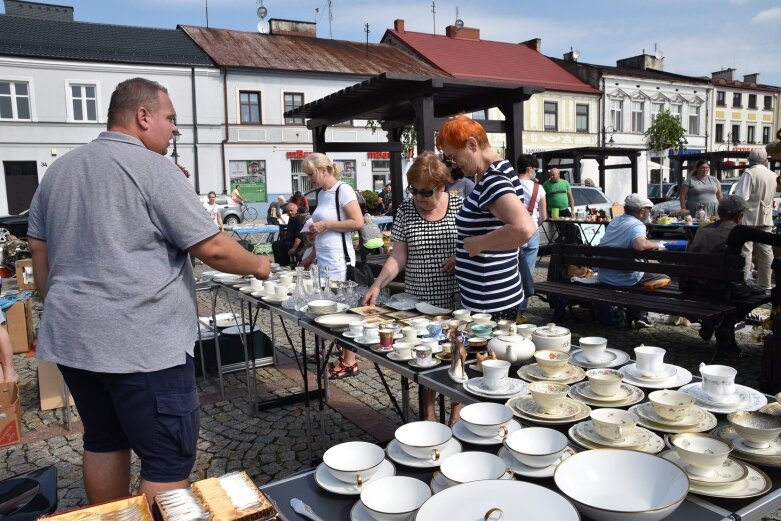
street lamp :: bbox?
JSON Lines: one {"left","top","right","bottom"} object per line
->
{"left": 171, "top": 129, "right": 181, "bottom": 165}
{"left": 602, "top": 126, "right": 616, "bottom": 147}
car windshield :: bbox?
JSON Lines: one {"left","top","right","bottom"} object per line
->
{"left": 572, "top": 188, "right": 609, "bottom": 206}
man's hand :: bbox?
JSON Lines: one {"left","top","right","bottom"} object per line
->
{"left": 361, "top": 285, "right": 380, "bottom": 306}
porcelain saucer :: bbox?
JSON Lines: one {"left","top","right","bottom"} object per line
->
{"left": 624, "top": 363, "right": 678, "bottom": 382}
{"left": 250, "top": 290, "right": 270, "bottom": 299}
{"left": 451, "top": 420, "right": 521, "bottom": 446}
{"left": 463, "top": 378, "right": 528, "bottom": 400}
{"left": 710, "top": 425, "right": 781, "bottom": 459}
{"left": 465, "top": 377, "right": 522, "bottom": 396}
{"left": 679, "top": 383, "right": 767, "bottom": 413}
{"left": 314, "top": 459, "right": 395, "bottom": 495}
{"left": 660, "top": 449, "right": 748, "bottom": 486}
{"left": 569, "top": 348, "right": 630, "bottom": 369}
{"left": 387, "top": 351, "right": 413, "bottom": 362}
{"left": 632, "top": 402, "right": 703, "bottom": 428}
{"left": 239, "top": 286, "right": 254, "bottom": 294}
{"left": 629, "top": 404, "right": 717, "bottom": 434}
{"left": 349, "top": 499, "right": 374, "bottom": 521}
{"left": 568, "top": 424, "right": 664, "bottom": 454}
{"left": 518, "top": 364, "right": 586, "bottom": 385}
{"left": 261, "top": 295, "right": 287, "bottom": 305}
{"left": 430, "top": 467, "right": 513, "bottom": 494}
{"left": 386, "top": 438, "right": 461, "bottom": 468}
{"left": 514, "top": 396, "right": 582, "bottom": 420}
{"left": 570, "top": 382, "right": 630, "bottom": 402}
{"left": 507, "top": 396, "right": 590, "bottom": 426}
{"left": 569, "top": 382, "right": 644, "bottom": 408}
{"left": 497, "top": 446, "right": 576, "bottom": 479}
{"left": 618, "top": 364, "right": 693, "bottom": 390}
{"left": 687, "top": 462, "right": 771, "bottom": 499}
{"left": 343, "top": 331, "right": 362, "bottom": 339}
{"left": 355, "top": 336, "right": 381, "bottom": 346}
{"left": 408, "top": 358, "right": 442, "bottom": 369}
{"left": 575, "top": 421, "right": 651, "bottom": 449}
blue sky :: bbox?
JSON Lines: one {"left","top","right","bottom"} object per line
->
{"left": 6, "top": 0, "right": 781, "bottom": 85}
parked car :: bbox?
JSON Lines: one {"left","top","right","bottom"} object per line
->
{"left": 0, "top": 209, "right": 29, "bottom": 243}
{"left": 540, "top": 186, "right": 613, "bottom": 246}
{"left": 647, "top": 183, "right": 675, "bottom": 204}
{"left": 198, "top": 194, "right": 244, "bottom": 226}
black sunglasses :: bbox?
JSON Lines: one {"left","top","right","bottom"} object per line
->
{"left": 439, "top": 153, "right": 455, "bottom": 168}
{"left": 407, "top": 186, "right": 437, "bottom": 198}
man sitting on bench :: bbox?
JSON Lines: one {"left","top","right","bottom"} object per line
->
{"left": 597, "top": 194, "right": 670, "bottom": 328}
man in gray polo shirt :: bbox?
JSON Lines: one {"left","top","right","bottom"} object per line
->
{"left": 27, "top": 78, "right": 270, "bottom": 504}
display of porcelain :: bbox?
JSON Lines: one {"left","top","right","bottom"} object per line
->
{"left": 459, "top": 402, "right": 514, "bottom": 438}
{"left": 315, "top": 459, "right": 395, "bottom": 495}
{"left": 554, "top": 449, "right": 689, "bottom": 521}
{"left": 660, "top": 450, "right": 748, "bottom": 487}
{"left": 394, "top": 421, "right": 452, "bottom": 461}
{"left": 669, "top": 433, "right": 733, "bottom": 477}
{"left": 435, "top": 451, "right": 511, "bottom": 488}
{"left": 727, "top": 411, "right": 781, "bottom": 449}
{"left": 360, "top": 476, "right": 430, "bottom": 521}
{"left": 569, "top": 348, "right": 631, "bottom": 369}
{"left": 385, "top": 438, "right": 462, "bottom": 469}
{"left": 533, "top": 350, "right": 571, "bottom": 377}
{"left": 415, "top": 480, "right": 579, "bottom": 521}
{"left": 532, "top": 323, "right": 571, "bottom": 352}
{"left": 452, "top": 419, "right": 522, "bottom": 446}
{"left": 487, "top": 333, "right": 536, "bottom": 364}
{"left": 648, "top": 390, "right": 695, "bottom": 423}
{"left": 578, "top": 336, "right": 608, "bottom": 363}
{"left": 498, "top": 446, "right": 575, "bottom": 479}
{"left": 503, "top": 427, "right": 568, "bottom": 468}
{"left": 322, "top": 441, "right": 385, "bottom": 486}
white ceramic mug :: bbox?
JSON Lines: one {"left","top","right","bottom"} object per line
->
{"left": 482, "top": 360, "right": 511, "bottom": 391}
{"left": 348, "top": 320, "right": 365, "bottom": 336}
{"left": 699, "top": 363, "right": 737, "bottom": 403}
{"left": 591, "top": 408, "right": 638, "bottom": 442}
{"left": 250, "top": 278, "right": 263, "bottom": 291}
{"left": 279, "top": 273, "right": 294, "bottom": 286}
{"left": 414, "top": 345, "right": 433, "bottom": 366}
{"left": 363, "top": 324, "right": 380, "bottom": 342}
{"left": 274, "top": 285, "right": 287, "bottom": 299}
{"left": 263, "top": 280, "right": 277, "bottom": 294}
{"left": 634, "top": 345, "right": 666, "bottom": 377}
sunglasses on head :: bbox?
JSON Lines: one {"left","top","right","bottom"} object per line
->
{"left": 438, "top": 153, "right": 455, "bottom": 168}
{"left": 408, "top": 186, "right": 437, "bottom": 197}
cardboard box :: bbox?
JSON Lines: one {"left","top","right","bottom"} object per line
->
{"left": 38, "top": 359, "right": 75, "bottom": 411}
{"left": 15, "top": 258, "right": 35, "bottom": 291}
{"left": 42, "top": 495, "right": 152, "bottom": 521}
{"left": 2, "top": 299, "right": 34, "bottom": 353}
{"left": 0, "top": 382, "right": 21, "bottom": 448}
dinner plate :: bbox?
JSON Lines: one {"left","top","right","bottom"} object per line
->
{"left": 687, "top": 462, "right": 772, "bottom": 499}
{"left": 679, "top": 383, "right": 767, "bottom": 413}
{"left": 301, "top": 303, "right": 350, "bottom": 315}
{"left": 632, "top": 402, "right": 704, "bottom": 428}
{"left": 660, "top": 450, "right": 748, "bottom": 486}
{"left": 314, "top": 459, "right": 395, "bottom": 495}
{"left": 575, "top": 421, "right": 652, "bottom": 449}
{"left": 624, "top": 363, "right": 678, "bottom": 382}
{"left": 416, "top": 302, "right": 451, "bottom": 315}
{"left": 497, "top": 446, "right": 576, "bottom": 479}
{"left": 618, "top": 364, "right": 693, "bottom": 390}
{"left": 569, "top": 382, "right": 645, "bottom": 408}
{"left": 507, "top": 396, "right": 590, "bottom": 426}
{"left": 314, "top": 313, "right": 360, "bottom": 329}
{"left": 629, "top": 404, "right": 717, "bottom": 434}
{"left": 568, "top": 424, "right": 664, "bottom": 454}
{"left": 463, "top": 378, "right": 528, "bottom": 400}
{"left": 451, "top": 420, "right": 521, "bottom": 446}
{"left": 386, "top": 438, "right": 462, "bottom": 468}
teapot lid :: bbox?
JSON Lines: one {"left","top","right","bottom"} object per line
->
{"left": 534, "top": 323, "right": 570, "bottom": 337}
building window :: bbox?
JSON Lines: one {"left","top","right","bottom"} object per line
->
{"left": 747, "top": 126, "right": 756, "bottom": 144}
{"left": 283, "top": 92, "right": 304, "bottom": 125}
{"left": 239, "top": 91, "right": 261, "bottom": 124}
{"left": 371, "top": 159, "right": 390, "bottom": 172}
{"left": 763, "top": 126, "right": 771, "bottom": 144}
{"left": 765, "top": 96, "right": 773, "bottom": 111}
{"left": 0, "top": 81, "right": 30, "bottom": 120}
{"left": 670, "top": 104, "right": 682, "bottom": 122}
{"left": 470, "top": 110, "right": 488, "bottom": 120}
{"left": 630, "top": 101, "right": 644, "bottom": 132}
{"left": 69, "top": 84, "right": 97, "bottom": 122}
{"left": 290, "top": 159, "right": 304, "bottom": 174}
{"left": 575, "top": 104, "right": 589, "bottom": 133}
{"left": 715, "top": 124, "right": 724, "bottom": 143}
{"left": 716, "top": 91, "right": 726, "bottom": 106}
{"left": 651, "top": 102, "right": 664, "bottom": 123}
{"left": 748, "top": 94, "right": 757, "bottom": 109}
{"left": 732, "top": 92, "right": 742, "bottom": 108}
{"left": 610, "top": 99, "right": 623, "bottom": 131}
{"left": 688, "top": 105, "right": 700, "bottom": 135}
{"left": 543, "top": 101, "right": 558, "bottom": 131}
{"left": 731, "top": 124, "right": 740, "bottom": 144}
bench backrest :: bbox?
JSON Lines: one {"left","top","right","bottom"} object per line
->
{"left": 548, "top": 243, "right": 744, "bottom": 284}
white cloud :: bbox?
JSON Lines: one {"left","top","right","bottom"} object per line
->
{"left": 753, "top": 7, "right": 781, "bottom": 22}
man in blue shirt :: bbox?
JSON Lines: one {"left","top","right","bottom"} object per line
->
{"left": 597, "top": 194, "right": 669, "bottom": 327}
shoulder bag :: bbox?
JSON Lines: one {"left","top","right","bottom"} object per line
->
{"left": 334, "top": 184, "right": 375, "bottom": 286}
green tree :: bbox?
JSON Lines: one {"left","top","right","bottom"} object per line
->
{"left": 644, "top": 110, "right": 687, "bottom": 187}
{"left": 366, "top": 121, "right": 417, "bottom": 157}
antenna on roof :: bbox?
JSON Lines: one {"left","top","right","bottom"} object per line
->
{"left": 431, "top": 1, "right": 436, "bottom": 35}
{"left": 364, "top": 23, "right": 370, "bottom": 57}
{"left": 654, "top": 43, "right": 664, "bottom": 60}
{"left": 256, "top": 0, "right": 268, "bottom": 34}
{"left": 328, "top": 0, "right": 334, "bottom": 39}
{"left": 205, "top": 0, "right": 209, "bottom": 28}
{"left": 314, "top": 7, "right": 319, "bottom": 24}
{"left": 455, "top": 7, "right": 464, "bottom": 29}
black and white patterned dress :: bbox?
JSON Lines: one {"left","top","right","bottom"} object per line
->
{"left": 391, "top": 195, "right": 461, "bottom": 308}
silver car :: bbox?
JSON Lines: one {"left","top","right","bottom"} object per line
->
{"left": 539, "top": 186, "right": 613, "bottom": 246}
{"left": 198, "top": 194, "right": 244, "bottom": 226}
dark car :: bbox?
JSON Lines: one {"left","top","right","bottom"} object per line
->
{"left": 0, "top": 210, "right": 29, "bottom": 243}
{"left": 648, "top": 183, "right": 675, "bottom": 204}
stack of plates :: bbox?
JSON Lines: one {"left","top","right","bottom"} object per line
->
{"left": 568, "top": 347, "right": 630, "bottom": 369}
{"left": 307, "top": 299, "right": 339, "bottom": 314}
{"left": 628, "top": 403, "right": 717, "bottom": 434}
{"left": 463, "top": 377, "right": 528, "bottom": 400}
{"left": 618, "top": 363, "right": 693, "bottom": 389}
{"left": 678, "top": 383, "right": 767, "bottom": 414}
{"left": 568, "top": 421, "right": 664, "bottom": 454}
{"left": 517, "top": 363, "right": 585, "bottom": 385}
{"left": 710, "top": 424, "right": 781, "bottom": 467}
{"left": 659, "top": 449, "right": 772, "bottom": 498}
{"left": 569, "top": 382, "right": 644, "bottom": 408}
{"left": 505, "top": 395, "right": 590, "bottom": 426}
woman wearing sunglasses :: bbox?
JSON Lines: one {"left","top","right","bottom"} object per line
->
{"left": 436, "top": 114, "right": 536, "bottom": 321}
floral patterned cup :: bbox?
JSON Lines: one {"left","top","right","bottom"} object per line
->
{"left": 699, "top": 363, "right": 737, "bottom": 403}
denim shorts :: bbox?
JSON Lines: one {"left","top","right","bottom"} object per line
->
{"left": 58, "top": 356, "right": 199, "bottom": 483}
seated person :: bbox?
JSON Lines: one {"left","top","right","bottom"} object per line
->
{"left": 360, "top": 213, "right": 384, "bottom": 253}
{"left": 271, "top": 203, "right": 305, "bottom": 266}
{"left": 0, "top": 309, "right": 18, "bottom": 384}
{"left": 597, "top": 194, "right": 669, "bottom": 328}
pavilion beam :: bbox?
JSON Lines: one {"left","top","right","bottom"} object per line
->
{"left": 573, "top": 153, "right": 581, "bottom": 184}
{"left": 414, "top": 94, "right": 436, "bottom": 153}
{"left": 311, "top": 126, "right": 326, "bottom": 153}
{"left": 388, "top": 127, "right": 405, "bottom": 214}
{"left": 498, "top": 100, "right": 524, "bottom": 164}
{"left": 317, "top": 142, "right": 403, "bottom": 153}
{"left": 598, "top": 154, "right": 606, "bottom": 189}
{"left": 630, "top": 153, "right": 638, "bottom": 194}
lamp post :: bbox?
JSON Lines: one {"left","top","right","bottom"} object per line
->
{"left": 602, "top": 126, "right": 616, "bottom": 147}
{"left": 171, "top": 129, "right": 181, "bottom": 165}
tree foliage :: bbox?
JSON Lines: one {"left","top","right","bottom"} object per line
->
{"left": 644, "top": 110, "right": 687, "bottom": 152}
{"left": 366, "top": 121, "right": 417, "bottom": 157}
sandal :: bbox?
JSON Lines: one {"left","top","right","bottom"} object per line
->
{"left": 328, "top": 359, "right": 359, "bottom": 379}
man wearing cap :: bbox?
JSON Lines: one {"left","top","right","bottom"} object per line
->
{"left": 734, "top": 148, "right": 777, "bottom": 291}
{"left": 686, "top": 195, "right": 747, "bottom": 255}
{"left": 596, "top": 194, "right": 669, "bottom": 327}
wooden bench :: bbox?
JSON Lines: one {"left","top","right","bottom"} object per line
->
{"left": 534, "top": 243, "right": 772, "bottom": 359}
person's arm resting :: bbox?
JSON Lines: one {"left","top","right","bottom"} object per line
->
{"left": 190, "top": 233, "right": 270, "bottom": 279}
{"left": 28, "top": 238, "right": 49, "bottom": 302}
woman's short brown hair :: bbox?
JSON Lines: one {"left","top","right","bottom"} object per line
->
{"left": 406, "top": 151, "right": 450, "bottom": 187}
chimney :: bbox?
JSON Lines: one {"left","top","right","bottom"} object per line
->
{"left": 563, "top": 49, "right": 580, "bottom": 62}
{"left": 711, "top": 68, "right": 736, "bottom": 81}
{"left": 445, "top": 24, "right": 480, "bottom": 40}
{"left": 520, "top": 38, "right": 541, "bottom": 52}
{"left": 269, "top": 19, "right": 317, "bottom": 37}
{"left": 3, "top": 1, "right": 73, "bottom": 21}
{"left": 743, "top": 73, "right": 760, "bottom": 84}
{"left": 616, "top": 53, "right": 664, "bottom": 71}
{"left": 394, "top": 19, "right": 405, "bottom": 32}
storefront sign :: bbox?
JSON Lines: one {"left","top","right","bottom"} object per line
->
{"left": 286, "top": 150, "right": 308, "bottom": 159}
{"left": 229, "top": 160, "right": 268, "bottom": 202}
{"left": 367, "top": 151, "right": 390, "bottom": 159}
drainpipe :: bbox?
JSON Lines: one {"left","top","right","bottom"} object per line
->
{"left": 220, "top": 67, "right": 228, "bottom": 195}
{"left": 191, "top": 66, "right": 201, "bottom": 194}
{"left": 599, "top": 76, "right": 605, "bottom": 147}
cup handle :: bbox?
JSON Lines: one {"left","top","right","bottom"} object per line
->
{"left": 432, "top": 470, "right": 447, "bottom": 487}
{"left": 355, "top": 473, "right": 363, "bottom": 487}
{"left": 663, "top": 434, "right": 674, "bottom": 450}
{"left": 432, "top": 448, "right": 440, "bottom": 461}
{"left": 498, "top": 425, "right": 509, "bottom": 438}
{"left": 503, "top": 466, "right": 514, "bottom": 479}
{"left": 484, "top": 507, "right": 503, "bottom": 521}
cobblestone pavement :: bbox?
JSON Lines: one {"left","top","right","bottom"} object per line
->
{"left": 1, "top": 256, "right": 779, "bottom": 519}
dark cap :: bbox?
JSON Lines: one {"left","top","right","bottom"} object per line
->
{"left": 719, "top": 195, "right": 748, "bottom": 215}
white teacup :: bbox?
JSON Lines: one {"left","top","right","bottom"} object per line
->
{"left": 471, "top": 313, "right": 492, "bottom": 325}
{"left": 482, "top": 359, "right": 510, "bottom": 390}
{"left": 363, "top": 324, "right": 380, "bottom": 342}
{"left": 579, "top": 336, "right": 608, "bottom": 363}
{"left": 699, "top": 363, "right": 737, "bottom": 403}
{"left": 402, "top": 326, "right": 418, "bottom": 342}
{"left": 435, "top": 452, "right": 510, "bottom": 488}
{"left": 504, "top": 427, "right": 569, "bottom": 468}
{"left": 634, "top": 345, "right": 666, "bottom": 377}
{"left": 263, "top": 280, "right": 277, "bottom": 294}
{"left": 322, "top": 441, "right": 385, "bottom": 486}
{"left": 279, "top": 273, "right": 294, "bottom": 286}
{"left": 394, "top": 421, "right": 452, "bottom": 461}
{"left": 360, "top": 476, "right": 431, "bottom": 521}
{"left": 670, "top": 433, "right": 733, "bottom": 477}
{"left": 410, "top": 318, "right": 430, "bottom": 331}
{"left": 452, "top": 309, "right": 472, "bottom": 321}
{"left": 590, "top": 408, "right": 638, "bottom": 442}
{"left": 250, "top": 278, "right": 264, "bottom": 291}
{"left": 274, "top": 285, "right": 287, "bottom": 299}
{"left": 528, "top": 381, "right": 570, "bottom": 413}
{"left": 459, "top": 402, "right": 514, "bottom": 438}
{"left": 586, "top": 368, "right": 623, "bottom": 397}
{"left": 348, "top": 320, "right": 365, "bottom": 336}
{"left": 648, "top": 390, "right": 695, "bottom": 422}
{"left": 392, "top": 342, "right": 413, "bottom": 359}
{"left": 414, "top": 345, "right": 433, "bottom": 366}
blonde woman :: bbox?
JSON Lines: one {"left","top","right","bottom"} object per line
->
{"left": 301, "top": 153, "right": 363, "bottom": 377}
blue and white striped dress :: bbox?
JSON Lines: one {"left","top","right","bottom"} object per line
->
{"left": 455, "top": 159, "right": 525, "bottom": 313}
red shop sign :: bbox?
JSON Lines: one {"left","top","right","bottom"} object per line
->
{"left": 367, "top": 151, "right": 390, "bottom": 159}
{"left": 286, "top": 150, "right": 307, "bottom": 159}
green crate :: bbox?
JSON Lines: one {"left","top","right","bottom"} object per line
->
{"left": 252, "top": 243, "right": 273, "bottom": 255}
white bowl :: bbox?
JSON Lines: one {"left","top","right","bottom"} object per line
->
{"left": 648, "top": 390, "right": 695, "bottom": 422}
{"left": 394, "top": 421, "right": 452, "bottom": 461}
{"left": 669, "top": 433, "right": 732, "bottom": 477}
{"left": 322, "top": 441, "right": 385, "bottom": 485}
{"left": 504, "top": 427, "right": 568, "bottom": 468}
{"left": 360, "top": 476, "right": 431, "bottom": 521}
{"left": 459, "top": 403, "right": 514, "bottom": 438}
{"left": 554, "top": 450, "right": 689, "bottom": 521}
{"left": 438, "top": 451, "right": 509, "bottom": 487}
{"left": 727, "top": 411, "right": 781, "bottom": 449}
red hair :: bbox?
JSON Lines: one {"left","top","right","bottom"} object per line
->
{"left": 435, "top": 114, "right": 489, "bottom": 150}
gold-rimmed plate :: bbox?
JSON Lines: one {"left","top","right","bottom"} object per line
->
{"left": 687, "top": 462, "right": 772, "bottom": 499}
{"left": 567, "top": 424, "right": 664, "bottom": 454}
{"left": 660, "top": 449, "right": 748, "bottom": 487}
{"left": 575, "top": 421, "right": 651, "bottom": 450}
{"left": 629, "top": 404, "right": 717, "bottom": 435}
{"left": 506, "top": 396, "right": 590, "bottom": 425}
{"left": 518, "top": 364, "right": 585, "bottom": 385}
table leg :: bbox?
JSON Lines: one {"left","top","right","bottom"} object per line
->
{"left": 211, "top": 286, "right": 225, "bottom": 399}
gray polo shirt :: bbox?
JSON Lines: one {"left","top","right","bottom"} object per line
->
{"left": 28, "top": 131, "right": 218, "bottom": 373}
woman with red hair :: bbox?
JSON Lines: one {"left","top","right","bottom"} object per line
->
{"left": 436, "top": 115, "right": 536, "bottom": 321}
